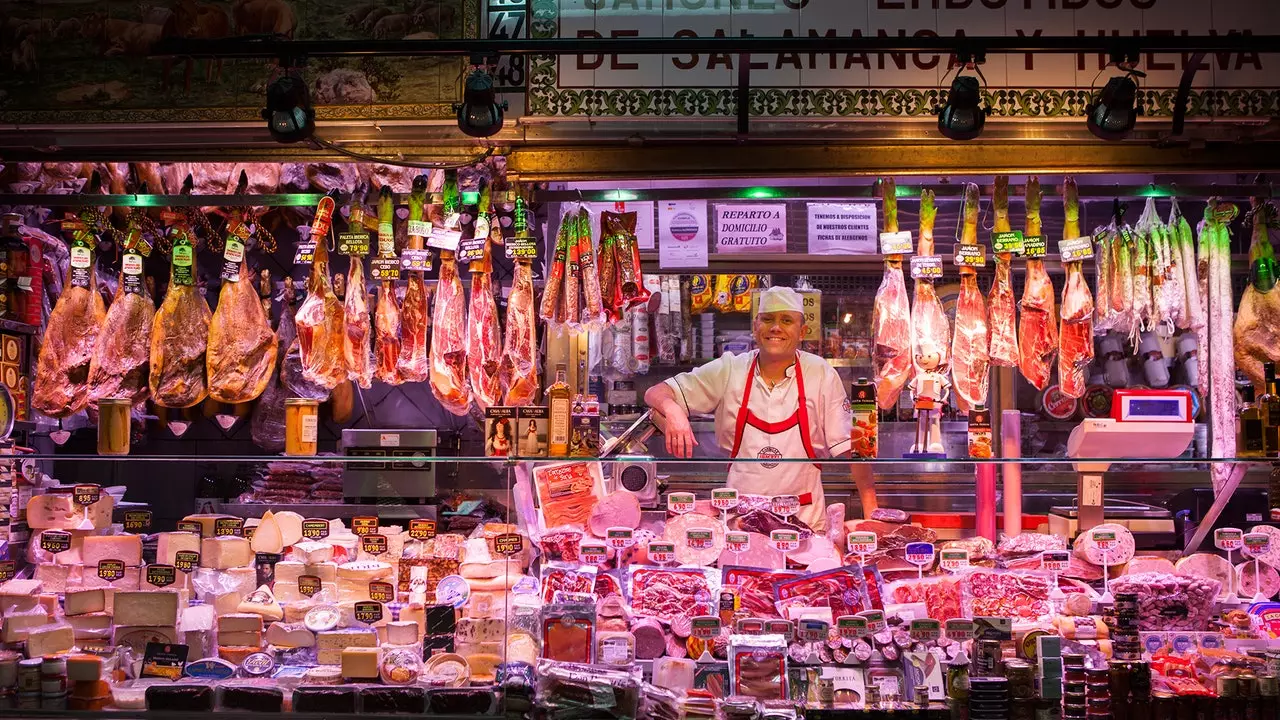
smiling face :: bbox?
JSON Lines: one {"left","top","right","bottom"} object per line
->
{"left": 753, "top": 311, "right": 805, "bottom": 361}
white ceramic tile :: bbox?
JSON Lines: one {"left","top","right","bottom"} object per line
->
{"left": 1003, "top": 4, "right": 1076, "bottom": 90}
{"left": 555, "top": 0, "right": 596, "bottom": 90}
{"left": 798, "top": 3, "right": 871, "bottom": 92}
{"left": 662, "top": 8, "right": 732, "bottom": 88}
{"left": 593, "top": 10, "right": 664, "bottom": 88}
{"left": 865, "top": 1, "right": 938, "bottom": 90}
{"left": 730, "top": 3, "right": 801, "bottom": 88}
{"left": 935, "top": 7, "right": 1006, "bottom": 88}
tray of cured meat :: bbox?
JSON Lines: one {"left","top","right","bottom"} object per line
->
{"left": 626, "top": 567, "right": 716, "bottom": 624}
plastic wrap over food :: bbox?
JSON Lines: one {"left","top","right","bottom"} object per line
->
{"left": 772, "top": 565, "right": 870, "bottom": 620}
{"left": 996, "top": 533, "right": 1066, "bottom": 562}
{"left": 540, "top": 563, "right": 597, "bottom": 604}
{"left": 1109, "top": 572, "right": 1220, "bottom": 631}
{"left": 885, "top": 575, "right": 963, "bottom": 621}
{"left": 536, "top": 660, "right": 641, "bottom": 720}
{"left": 625, "top": 566, "right": 716, "bottom": 624}
{"left": 1072, "top": 523, "right": 1136, "bottom": 566}
{"left": 729, "top": 634, "right": 789, "bottom": 700}
{"left": 959, "top": 568, "right": 1054, "bottom": 623}
{"left": 722, "top": 567, "right": 801, "bottom": 619}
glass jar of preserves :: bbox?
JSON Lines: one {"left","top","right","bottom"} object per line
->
{"left": 284, "top": 399, "right": 319, "bottom": 456}
{"left": 97, "top": 399, "right": 131, "bottom": 456}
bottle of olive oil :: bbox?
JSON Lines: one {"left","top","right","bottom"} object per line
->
{"left": 548, "top": 364, "right": 571, "bottom": 457}
{"left": 1238, "top": 384, "right": 1265, "bottom": 458}
{"left": 1261, "top": 362, "right": 1280, "bottom": 456}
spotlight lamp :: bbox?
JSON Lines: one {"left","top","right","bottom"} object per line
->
{"left": 261, "top": 66, "right": 315, "bottom": 144}
{"left": 1087, "top": 65, "right": 1145, "bottom": 141}
{"left": 937, "top": 54, "right": 988, "bottom": 141}
{"left": 455, "top": 61, "right": 509, "bottom": 138}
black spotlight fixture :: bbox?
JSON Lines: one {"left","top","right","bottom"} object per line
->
{"left": 937, "top": 54, "right": 987, "bottom": 141}
{"left": 261, "top": 65, "right": 315, "bottom": 144}
{"left": 1086, "top": 67, "right": 1143, "bottom": 141}
{"left": 455, "top": 58, "right": 508, "bottom": 138}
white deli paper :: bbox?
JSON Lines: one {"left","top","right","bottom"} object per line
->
{"left": 658, "top": 200, "right": 709, "bottom": 269}
{"left": 807, "top": 202, "right": 879, "bottom": 255}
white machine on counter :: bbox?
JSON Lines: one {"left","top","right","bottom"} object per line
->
{"left": 1059, "top": 389, "right": 1194, "bottom": 535}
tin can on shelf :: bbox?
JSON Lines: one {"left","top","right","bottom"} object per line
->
{"left": 1003, "top": 659, "right": 1035, "bottom": 700}
{"left": 284, "top": 398, "right": 320, "bottom": 456}
{"left": 97, "top": 398, "right": 131, "bottom": 455}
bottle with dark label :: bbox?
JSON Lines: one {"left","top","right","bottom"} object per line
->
{"left": 1240, "top": 385, "right": 1266, "bottom": 458}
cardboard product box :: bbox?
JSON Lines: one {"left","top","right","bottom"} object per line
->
{"left": 484, "top": 407, "right": 517, "bottom": 458}
{"left": 569, "top": 413, "right": 599, "bottom": 458}
{"left": 516, "top": 406, "right": 548, "bottom": 458}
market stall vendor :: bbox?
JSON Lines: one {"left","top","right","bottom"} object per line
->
{"left": 644, "top": 286, "right": 853, "bottom": 530}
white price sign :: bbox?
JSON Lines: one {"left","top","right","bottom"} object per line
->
{"left": 939, "top": 549, "right": 970, "bottom": 572}
{"left": 770, "top": 529, "right": 800, "bottom": 553}
{"left": 667, "top": 493, "right": 695, "bottom": 515}
{"left": 711, "top": 488, "right": 739, "bottom": 512}
{"left": 1040, "top": 550, "right": 1071, "bottom": 573}
{"left": 605, "top": 527, "right": 635, "bottom": 550}
{"left": 725, "top": 532, "right": 750, "bottom": 554}
{"left": 1215, "top": 528, "right": 1244, "bottom": 552}
{"left": 837, "top": 615, "right": 868, "bottom": 639}
{"left": 847, "top": 532, "right": 878, "bottom": 555}
{"left": 1244, "top": 532, "right": 1272, "bottom": 557}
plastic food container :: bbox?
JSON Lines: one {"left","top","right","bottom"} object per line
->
{"left": 109, "top": 679, "right": 168, "bottom": 710}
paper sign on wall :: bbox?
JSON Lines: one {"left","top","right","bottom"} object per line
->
{"left": 715, "top": 204, "right": 786, "bottom": 254}
{"left": 587, "top": 201, "right": 655, "bottom": 251}
{"left": 807, "top": 203, "right": 878, "bottom": 255}
{"left": 658, "top": 200, "right": 709, "bottom": 269}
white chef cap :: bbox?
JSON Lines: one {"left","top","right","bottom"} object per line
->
{"left": 756, "top": 286, "right": 804, "bottom": 316}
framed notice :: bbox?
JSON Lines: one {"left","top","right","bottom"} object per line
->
{"left": 715, "top": 204, "right": 786, "bottom": 254}
{"left": 807, "top": 203, "right": 879, "bottom": 255}
{"left": 658, "top": 200, "right": 709, "bottom": 269}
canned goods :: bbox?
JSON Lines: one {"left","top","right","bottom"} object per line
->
{"left": 1004, "top": 659, "right": 1035, "bottom": 700}
{"left": 1109, "top": 662, "right": 1132, "bottom": 698}
{"left": 1129, "top": 661, "right": 1151, "bottom": 693}
{"left": 1237, "top": 673, "right": 1258, "bottom": 698}
{"left": 1265, "top": 652, "right": 1280, "bottom": 678}
{"left": 41, "top": 691, "right": 67, "bottom": 710}
{"left": 1258, "top": 674, "right": 1278, "bottom": 697}
{"left": 15, "top": 691, "right": 39, "bottom": 710}
{"left": 39, "top": 679, "right": 64, "bottom": 695}
{"left": 949, "top": 662, "right": 971, "bottom": 701}
{"left": 1065, "top": 682, "right": 1087, "bottom": 695}
{"left": 975, "top": 640, "right": 1003, "bottom": 677}
{"left": 1217, "top": 675, "right": 1239, "bottom": 698}
{"left": 16, "top": 659, "right": 41, "bottom": 693}
{"left": 1063, "top": 654, "right": 1087, "bottom": 668}
{"left": 0, "top": 652, "right": 19, "bottom": 689}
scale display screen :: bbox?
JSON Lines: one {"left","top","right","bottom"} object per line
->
{"left": 1113, "top": 390, "right": 1192, "bottom": 422}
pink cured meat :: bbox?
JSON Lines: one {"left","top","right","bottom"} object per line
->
{"left": 1110, "top": 572, "right": 1219, "bottom": 631}
{"left": 988, "top": 257, "right": 1019, "bottom": 367}
{"left": 773, "top": 566, "right": 870, "bottom": 619}
{"left": 588, "top": 493, "right": 642, "bottom": 537}
{"left": 872, "top": 262, "right": 912, "bottom": 410}
{"left": 466, "top": 263, "right": 503, "bottom": 411}
{"left": 887, "top": 576, "right": 962, "bottom": 621}
{"left": 1237, "top": 561, "right": 1280, "bottom": 599}
{"left": 961, "top": 569, "right": 1053, "bottom": 621}
{"left": 665, "top": 513, "right": 725, "bottom": 566}
{"left": 429, "top": 253, "right": 470, "bottom": 415}
{"left": 1125, "top": 556, "right": 1176, "bottom": 575}
{"left": 630, "top": 568, "right": 713, "bottom": 624}
{"left": 1249, "top": 525, "right": 1280, "bottom": 569}
{"left": 1058, "top": 262, "right": 1095, "bottom": 399}
{"left": 996, "top": 533, "right": 1067, "bottom": 563}
{"left": 722, "top": 567, "right": 800, "bottom": 618}
{"left": 1072, "top": 522, "right": 1136, "bottom": 566}
{"left": 344, "top": 258, "right": 374, "bottom": 389}
{"left": 631, "top": 618, "right": 666, "bottom": 659}
{"left": 1174, "top": 553, "right": 1234, "bottom": 598}
{"left": 717, "top": 533, "right": 784, "bottom": 570}
{"left": 951, "top": 273, "right": 990, "bottom": 412}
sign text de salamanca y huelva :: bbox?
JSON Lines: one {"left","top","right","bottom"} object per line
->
{"left": 574, "top": 0, "right": 1263, "bottom": 75}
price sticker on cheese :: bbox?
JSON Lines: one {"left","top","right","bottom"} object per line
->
{"left": 771, "top": 495, "right": 800, "bottom": 519}
{"left": 711, "top": 488, "right": 739, "bottom": 512}
{"left": 1090, "top": 529, "right": 1118, "bottom": 550}
{"left": 606, "top": 527, "right": 635, "bottom": 550}
{"left": 770, "top": 529, "right": 801, "bottom": 553}
{"left": 124, "top": 511, "right": 152, "bottom": 533}
{"left": 939, "top": 548, "right": 971, "bottom": 572}
{"left": 408, "top": 519, "right": 437, "bottom": 540}
{"left": 857, "top": 609, "right": 887, "bottom": 634}
{"left": 1244, "top": 532, "right": 1272, "bottom": 557}
{"left": 494, "top": 533, "right": 523, "bottom": 556}
{"left": 668, "top": 493, "right": 695, "bottom": 515}
{"left": 837, "top": 615, "right": 868, "bottom": 639}
{"left": 905, "top": 542, "right": 936, "bottom": 567}
{"left": 691, "top": 616, "right": 721, "bottom": 639}
{"left": 214, "top": 517, "right": 244, "bottom": 537}
{"left": 798, "top": 619, "right": 830, "bottom": 642}
{"left": 1215, "top": 528, "right": 1244, "bottom": 552}
{"left": 909, "top": 618, "right": 942, "bottom": 642}
{"left": 1040, "top": 550, "right": 1071, "bottom": 573}
{"left": 97, "top": 560, "right": 125, "bottom": 582}
{"left": 647, "top": 541, "right": 676, "bottom": 565}
{"left": 146, "top": 565, "right": 176, "bottom": 588}
{"left": 361, "top": 534, "right": 388, "bottom": 556}
{"left": 725, "top": 532, "right": 751, "bottom": 554}
{"left": 368, "top": 581, "right": 394, "bottom": 603}
{"left": 766, "top": 619, "right": 794, "bottom": 640}
{"left": 847, "top": 531, "right": 878, "bottom": 555}
{"left": 353, "top": 601, "right": 384, "bottom": 624}
{"left": 174, "top": 551, "right": 199, "bottom": 572}
{"left": 302, "top": 519, "right": 331, "bottom": 540}
{"left": 944, "top": 618, "right": 976, "bottom": 642}
{"left": 242, "top": 525, "right": 257, "bottom": 542}
{"left": 0, "top": 561, "right": 14, "bottom": 583}
{"left": 352, "top": 516, "right": 379, "bottom": 536}
{"left": 736, "top": 618, "right": 766, "bottom": 634}
{"left": 176, "top": 521, "right": 202, "bottom": 535}
{"left": 40, "top": 530, "right": 71, "bottom": 553}
{"left": 579, "top": 542, "right": 608, "bottom": 565}
{"left": 73, "top": 484, "right": 101, "bottom": 506}
{"left": 686, "top": 528, "right": 715, "bottom": 551}
{"left": 298, "top": 575, "right": 322, "bottom": 597}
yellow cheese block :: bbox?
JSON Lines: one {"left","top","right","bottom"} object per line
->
{"left": 27, "top": 493, "right": 113, "bottom": 530}
{"left": 340, "top": 647, "right": 381, "bottom": 679}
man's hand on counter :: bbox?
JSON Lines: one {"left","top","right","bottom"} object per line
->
{"left": 663, "top": 411, "right": 699, "bottom": 458}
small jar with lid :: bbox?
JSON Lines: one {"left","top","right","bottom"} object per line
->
{"left": 96, "top": 399, "right": 131, "bottom": 455}
{"left": 284, "top": 398, "right": 319, "bottom": 455}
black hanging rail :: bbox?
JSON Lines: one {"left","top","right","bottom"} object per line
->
{"left": 150, "top": 34, "right": 1280, "bottom": 60}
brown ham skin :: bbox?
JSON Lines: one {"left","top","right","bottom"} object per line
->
{"left": 951, "top": 184, "right": 990, "bottom": 411}
{"left": 501, "top": 261, "right": 540, "bottom": 406}
{"left": 344, "top": 257, "right": 374, "bottom": 389}
{"left": 295, "top": 238, "right": 348, "bottom": 390}
{"left": 1018, "top": 178, "right": 1057, "bottom": 390}
{"left": 86, "top": 280, "right": 155, "bottom": 405}
{"left": 428, "top": 252, "right": 470, "bottom": 415}
{"left": 33, "top": 252, "right": 108, "bottom": 418}
{"left": 872, "top": 177, "right": 912, "bottom": 409}
{"left": 150, "top": 254, "right": 212, "bottom": 408}
{"left": 988, "top": 176, "right": 1019, "bottom": 367}
{"left": 1233, "top": 199, "right": 1280, "bottom": 389}
{"left": 207, "top": 259, "right": 277, "bottom": 404}
{"left": 1057, "top": 179, "right": 1095, "bottom": 399}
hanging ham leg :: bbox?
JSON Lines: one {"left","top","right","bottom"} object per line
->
{"left": 1232, "top": 198, "right": 1280, "bottom": 390}
{"left": 910, "top": 188, "right": 950, "bottom": 376}
{"left": 466, "top": 240, "right": 503, "bottom": 411}
{"left": 207, "top": 210, "right": 277, "bottom": 404}
{"left": 951, "top": 182, "right": 990, "bottom": 412}
{"left": 871, "top": 177, "right": 912, "bottom": 409}
{"left": 503, "top": 194, "right": 541, "bottom": 407}
{"left": 396, "top": 176, "right": 431, "bottom": 383}
{"left": 1017, "top": 178, "right": 1057, "bottom": 391}
{"left": 988, "top": 176, "right": 1019, "bottom": 367}
{"left": 344, "top": 255, "right": 374, "bottom": 389}
{"left": 295, "top": 198, "right": 348, "bottom": 390}
{"left": 150, "top": 228, "right": 212, "bottom": 408}
{"left": 373, "top": 187, "right": 402, "bottom": 384}
{"left": 34, "top": 221, "right": 107, "bottom": 418}
{"left": 1058, "top": 179, "right": 1095, "bottom": 399}
{"left": 430, "top": 251, "right": 470, "bottom": 415}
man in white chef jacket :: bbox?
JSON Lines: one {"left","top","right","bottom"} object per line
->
{"left": 644, "top": 286, "right": 853, "bottom": 531}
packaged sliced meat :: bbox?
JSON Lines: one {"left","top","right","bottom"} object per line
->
{"left": 772, "top": 565, "right": 870, "bottom": 620}
{"left": 885, "top": 576, "right": 962, "bottom": 620}
{"left": 627, "top": 567, "right": 715, "bottom": 624}
{"left": 729, "top": 634, "right": 788, "bottom": 700}
{"left": 531, "top": 461, "right": 604, "bottom": 532}
{"left": 536, "top": 660, "right": 641, "bottom": 719}
{"left": 540, "top": 563, "right": 597, "bottom": 604}
{"left": 721, "top": 567, "right": 801, "bottom": 619}
{"left": 1109, "top": 572, "right": 1219, "bottom": 631}
{"left": 1072, "top": 523, "right": 1136, "bottom": 566}
{"left": 959, "top": 568, "right": 1053, "bottom": 622}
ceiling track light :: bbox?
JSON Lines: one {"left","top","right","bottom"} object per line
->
{"left": 455, "top": 55, "right": 509, "bottom": 139}
{"left": 1087, "top": 54, "right": 1146, "bottom": 141}
{"left": 261, "top": 59, "right": 315, "bottom": 144}
{"left": 936, "top": 52, "right": 988, "bottom": 141}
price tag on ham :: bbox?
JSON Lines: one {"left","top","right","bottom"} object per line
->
{"left": 691, "top": 616, "right": 721, "bottom": 639}
{"left": 771, "top": 495, "right": 800, "bottom": 519}
{"left": 837, "top": 615, "right": 868, "bottom": 639}
{"left": 770, "top": 529, "right": 800, "bottom": 553}
{"left": 724, "top": 532, "right": 750, "bottom": 554}
{"left": 667, "top": 493, "right": 695, "bottom": 515}
{"left": 606, "top": 527, "right": 635, "bottom": 550}
{"left": 1244, "top": 533, "right": 1272, "bottom": 558}
{"left": 939, "top": 548, "right": 970, "bottom": 573}
{"left": 880, "top": 230, "right": 913, "bottom": 255}
{"left": 686, "top": 528, "right": 715, "bottom": 552}
{"left": 579, "top": 543, "right": 608, "bottom": 565}
{"left": 847, "top": 531, "right": 878, "bottom": 555}
{"left": 736, "top": 618, "right": 766, "bottom": 634}
{"left": 1040, "top": 550, "right": 1071, "bottom": 573}
{"left": 647, "top": 541, "right": 676, "bottom": 565}
{"left": 857, "top": 609, "right": 887, "bottom": 634}
{"left": 944, "top": 619, "right": 976, "bottom": 642}
{"left": 909, "top": 618, "right": 941, "bottom": 642}
{"left": 798, "top": 619, "right": 829, "bottom": 642}
{"left": 905, "top": 542, "right": 935, "bottom": 579}
{"left": 1060, "top": 235, "right": 1095, "bottom": 262}
{"left": 766, "top": 619, "right": 794, "bottom": 640}
{"left": 1091, "top": 529, "right": 1118, "bottom": 551}
{"left": 1216, "top": 528, "right": 1244, "bottom": 552}
{"left": 711, "top": 488, "right": 739, "bottom": 512}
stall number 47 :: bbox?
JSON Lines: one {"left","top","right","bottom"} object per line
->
{"left": 488, "top": 9, "right": 526, "bottom": 88}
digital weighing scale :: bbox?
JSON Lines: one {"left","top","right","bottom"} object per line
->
{"left": 1054, "top": 389, "right": 1194, "bottom": 536}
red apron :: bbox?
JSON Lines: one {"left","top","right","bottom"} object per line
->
{"left": 729, "top": 353, "right": 821, "bottom": 506}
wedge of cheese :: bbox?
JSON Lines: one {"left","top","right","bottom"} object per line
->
{"left": 27, "top": 493, "right": 113, "bottom": 530}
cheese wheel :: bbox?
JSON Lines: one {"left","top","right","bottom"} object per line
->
{"left": 251, "top": 512, "right": 285, "bottom": 554}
